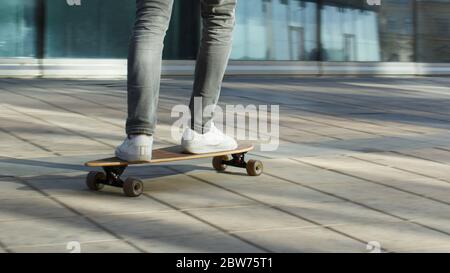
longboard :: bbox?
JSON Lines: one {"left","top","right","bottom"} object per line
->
{"left": 84, "top": 143, "right": 262, "bottom": 197}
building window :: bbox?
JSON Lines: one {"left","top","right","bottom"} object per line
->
{"left": 321, "top": 0, "right": 414, "bottom": 62}
{"left": 0, "top": 0, "right": 37, "bottom": 57}
{"left": 231, "top": 0, "right": 318, "bottom": 61}
{"left": 416, "top": 0, "right": 450, "bottom": 62}
{"left": 44, "top": 0, "right": 135, "bottom": 58}
{"left": 44, "top": 0, "right": 199, "bottom": 59}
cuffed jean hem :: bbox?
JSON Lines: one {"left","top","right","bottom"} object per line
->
{"left": 126, "top": 127, "right": 154, "bottom": 136}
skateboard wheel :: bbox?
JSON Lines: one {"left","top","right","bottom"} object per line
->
{"left": 86, "top": 171, "right": 105, "bottom": 191}
{"left": 246, "top": 160, "right": 263, "bottom": 176}
{"left": 123, "top": 177, "right": 144, "bottom": 197}
{"left": 212, "top": 155, "right": 229, "bottom": 171}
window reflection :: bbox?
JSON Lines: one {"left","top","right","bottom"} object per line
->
{"left": 0, "top": 0, "right": 37, "bottom": 57}
{"left": 0, "top": 0, "right": 448, "bottom": 63}
{"left": 417, "top": 0, "right": 450, "bottom": 62}
{"left": 44, "top": 0, "right": 199, "bottom": 59}
{"left": 44, "top": 0, "right": 135, "bottom": 58}
{"left": 321, "top": 0, "right": 414, "bottom": 62}
{"left": 321, "top": 2, "right": 380, "bottom": 61}
{"left": 379, "top": 0, "right": 414, "bottom": 62}
{"left": 231, "top": 0, "right": 318, "bottom": 61}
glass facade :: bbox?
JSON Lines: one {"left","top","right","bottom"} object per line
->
{"left": 0, "top": 0, "right": 37, "bottom": 57}
{"left": 0, "top": 0, "right": 449, "bottom": 63}
{"left": 378, "top": 0, "right": 414, "bottom": 62}
{"left": 44, "top": 0, "right": 199, "bottom": 59}
{"left": 321, "top": 0, "right": 414, "bottom": 62}
{"left": 321, "top": 1, "right": 381, "bottom": 61}
{"left": 232, "top": 0, "right": 318, "bottom": 61}
{"left": 44, "top": 0, "right": 135, "bottom": 58}
{"left": 416, "top": 0, "right": 450, "bottom": 62}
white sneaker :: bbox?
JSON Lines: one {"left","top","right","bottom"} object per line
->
{"left": 115, "top": 135, "right": 153, "bottom": 162}
{"left": 181, "top": 123, "right": 238, "bottom": 154}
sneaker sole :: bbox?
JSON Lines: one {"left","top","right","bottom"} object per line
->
{"left": 182, "top": 144, "right": 238, "bottom": 154}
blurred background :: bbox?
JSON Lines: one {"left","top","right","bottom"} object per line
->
{"left": 0, "top": 0, "right": 449, "bottom": 76}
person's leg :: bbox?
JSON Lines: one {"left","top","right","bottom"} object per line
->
{"left": 126, "top": 0, "right": 174, "bottom": 136}
{"left": 116, "top": 0, "right": 173, "bottom": 161}
{"left": 189, "top": 0, "right": 237, "bottom": 134}
{"left": 182, "top": 0, "right": 237, "bottom": 154}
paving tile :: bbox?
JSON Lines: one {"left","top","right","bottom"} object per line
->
{"left": 234, "top": 227, "right": 367, "bottom": 253}
{"left": 360, "top": 197, "right": 450, "bottom": 233}
{"left": 332, "top": 221, "right": 450, "bottom": 252}
{"left": 298, "top": 155, "right": 450, "bottom": 202}
{"left": 0, "top": 242, "right": 8, "bottom": 253}
{"left": 0, "top": 130, "right": 52, "bottom": 158}
{"left": 0, "top": 216, "right": 117, "bottom": 249}
{"left": 144, "top": 173, "right": 257, "bottom": 209}
{"left": 0, "top": 197, "right": 76, "bottom": 222}
{"left": 182, "top": 169, "right": 343, "bottom": 206}
{"left": 279, "top": 201, "right": 400, "bottom": 226}
{"left": 134, "top": 232, "right": 264, "bottom": 253}
{"left": 188, "top": 205, "right": 316, "bottom": 232}
{"left": 55, "top": 193, "right": 173, "bottom": 217}
{"left": 281, "top": 132, "right": 334, "bottom": 144}
{"left": 354, "top": 152, "right": 450, "bottom": 181}
{"left": 24, "top": 176, "right": 120, "bottom": 196}
{"left": 399, "top": 244, "right": 450, "bottom": 253}
{"left": 307, "top": 180, "right": 425, "bottom": 203}
{"left": 397, "top": 148, "right": 450, "bottom": 164}
{"left": 0, "top": 177, "right": 44, "bottom": 200}
{"left": 251, "top": 143, "right": 346, "bottom": 158}
{"left": 11, "top": 240, "right": 139, "bottom": 253}
{"left": 93, "top": 210, "right": 225, "bottom": 248}
{"left": 0, "top": 155, "right": 89, "bottom": 177}
{"left": 0, "top": 107, "right": 107, "bottom": 154}
{"left": 263, "top": 158, "right": 365, "bottom": 185}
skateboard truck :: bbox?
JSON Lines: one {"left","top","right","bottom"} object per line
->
{"left": 102, "top": 166, "right": 126, "bottom": 187}
{"left": 86, "top": 165, "right": 143, "bottom": 198}
{"left": 225, "top": 153, "right": 248, "bottom": 168}
{"left": 212, "top": 152, "right": 263, "bottom": 176}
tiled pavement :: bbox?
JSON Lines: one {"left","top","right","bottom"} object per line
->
{"left": 0, "top": 76, "right": 449, "bottom": 253}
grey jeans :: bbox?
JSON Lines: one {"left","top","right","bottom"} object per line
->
{"left": 126, "top": 0, "right": 236, "bottom": 135}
